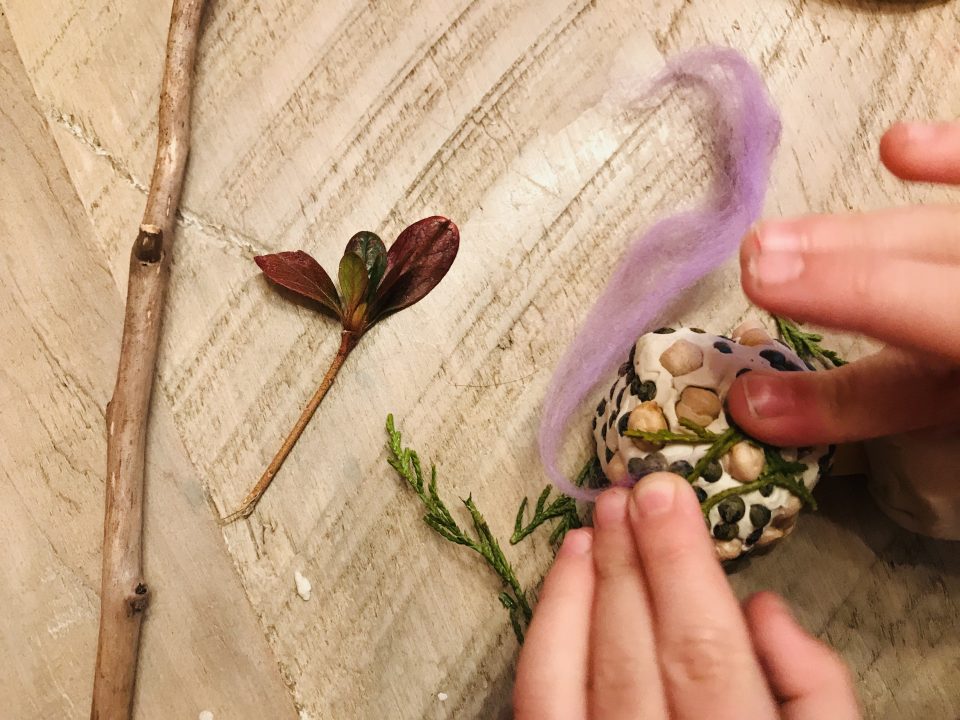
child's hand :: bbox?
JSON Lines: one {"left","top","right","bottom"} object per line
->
{"left": 513, "top": 473, "right": 859, "bottom": 720}
{"left": 729, "top": 121, "right": 960, "bottom": 446}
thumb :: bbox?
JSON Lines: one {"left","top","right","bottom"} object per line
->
{"left": 744, "top": 592, "right": 861, "bottom": 720}
{"left": 727, "top": 347, "right": 960, "bottom": 446}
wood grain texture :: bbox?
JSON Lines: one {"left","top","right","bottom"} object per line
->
{"left": 1, "top": 0, "right": 958, "bottom": 718}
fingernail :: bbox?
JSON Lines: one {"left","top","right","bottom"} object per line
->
{"left": 901, "top": 121, "right": 939, "bottom": 144}
{"left": 631, "top": 474, "right": 677, "bottom": 518}
{"left": 593, "top": 488, "right": 629, "bottom": 529}
{"left": 755, "top": 222, "right": 808, "bottom": 253}
{"left": 741, "top": 374, "right": 800, "bottom": 419}
{"left": 747, "top": 252, "right": 805, "bottom": 285}
{"left": 558, "top": 528, "right": 593, "bottom": 557}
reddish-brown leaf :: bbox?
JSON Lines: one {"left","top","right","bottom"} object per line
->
{"left": 372, "top": 217, "right": 459, "bottom": 321}
{"left": 254, "top": 251, "right": 341, "bottom": 319}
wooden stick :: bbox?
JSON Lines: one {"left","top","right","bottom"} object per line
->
{"left": 91, "top": 1, "right": 206, "bottom": 717}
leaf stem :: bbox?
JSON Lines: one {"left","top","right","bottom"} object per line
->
{"left": 221, "top": 331, "right": 358, "bottom": 524}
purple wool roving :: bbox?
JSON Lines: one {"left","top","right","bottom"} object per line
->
{"left": 538, "top": 47, "right": 782, "bottom": 502}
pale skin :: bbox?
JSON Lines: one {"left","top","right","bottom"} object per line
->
{"left": 515, "top": 119, "right": 960, "bottom": 718}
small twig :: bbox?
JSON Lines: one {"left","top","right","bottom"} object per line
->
{"left": 221, "top": 331, "right": 357, "bottom": 524}
{"left": 91, "top": 2, "right": 206, "bottom": 718}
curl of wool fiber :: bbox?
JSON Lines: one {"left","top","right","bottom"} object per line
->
{"left": 538, "top": 47, "right": 782, "bottom": 502}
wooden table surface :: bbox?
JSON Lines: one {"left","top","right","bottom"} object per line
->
{"left": 2, "top": 1, "right": 958, "bottom": 718}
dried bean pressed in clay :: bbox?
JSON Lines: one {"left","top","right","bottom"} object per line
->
{"left": 718, "top": 496, "right": 746, "bottom": 523}
{"left": 759, "top": 349, "right": 787, "bottom": 366}
{"left": 749, "top": 504, "right": 772, "bottom": 527}
{"left": 701, "top": 460, "right": 723, "bottom": 483}
{"left": 713, "top": 522, "right": 739, "bottom": 541}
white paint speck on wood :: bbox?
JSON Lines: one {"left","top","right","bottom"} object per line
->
{"left": 294, "top": 570, "right": 312, "bottom": 601}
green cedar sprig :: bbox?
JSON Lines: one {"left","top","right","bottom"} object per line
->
{"left": 686, "top": 426, "right": 745, "bottom": 483}
{"left": 510, "top": 457, "right": 596, "bottom": 546}
{"left": 511, "top": 486, "right": 581, "bottom": 545}
{"left": 774, "top": 316, "right": 847, "bottom": 369}
{"left": 759, "top": 448, "right": 818, "bottom": 509}
{"left": 574, "top": 454, "right": 604, "bottom": 489}
{"left": 700, "top": 447, "right": 817, "bottom": 518}
{"left": 625, "top": 417, "right": 722, "bottom": 446}
{"left": 385, "top": 414, "right": 532, "bottom": 643}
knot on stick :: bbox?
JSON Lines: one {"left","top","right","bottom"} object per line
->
{"left": 134, "top": 224, "right": 163, "bottom": 263}
{"left": 128, "top": 583, "right": 150, "bottom": 615}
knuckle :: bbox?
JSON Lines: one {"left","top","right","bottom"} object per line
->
{"left": 848, "top": 263, "right": 874, "bottom": 305}
{"left": 822, "top": 367, "right": 858, "bottom": 420}
{"left": 591, "top": 662, "right": 640, "bottom": 698}
{"left": 660, "top": 624, "right": 751, "bottom": 690}
{"left": 594, "top": 550, "right": 638, "bottom": 582}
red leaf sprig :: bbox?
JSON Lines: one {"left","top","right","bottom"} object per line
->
{"left": 221, "top": 216, "right": 459, "bottom": 524}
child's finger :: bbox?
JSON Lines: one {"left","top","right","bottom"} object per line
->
{"left": 880, "top": 121, "right": 960, "bottom": 185}
{"left": 589, "top": 488, "right": 668, "bottom": 720}
{"left": 514, "top": 528, "right": 594, "bottom": 720}
{"left": 742, "top": 207, "right": 960, "bottom": 263}
{"left": 727, "top": 348, "right": 960, "bottom": 446}
{"left": 627, "top": 473, "right": 779, "bottom": 720}
{"left": 740, "top": 218, "right": 960, "bottom": 362}
{"left": 744, "top": 592, "right": 861, "bottom": 720}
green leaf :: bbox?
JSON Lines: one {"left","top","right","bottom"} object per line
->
{"left": 338, "top": 252, "right": 369, "bottom": 331}
{"left": 345, "top": 231, "right": 388, "bottom": 298}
